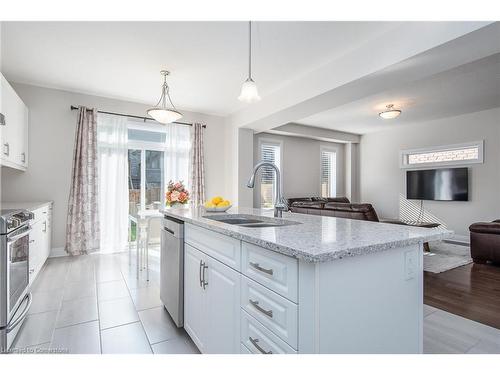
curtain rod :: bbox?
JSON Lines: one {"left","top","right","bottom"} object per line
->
{"left": 70, "top": 105, "right": 206, "bottom": 128}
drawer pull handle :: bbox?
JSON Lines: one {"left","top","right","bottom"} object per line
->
{"left": 249, "top": 262, "right": 273, "bottom": 276}
{"left": 249, "top": 299, "right": 273, "bottom": 318}
{"left": 199, "top": 260, "right": 208, "bottom": 289}
{"left": 249, "top": 336, "right": 272, "bottom": 354}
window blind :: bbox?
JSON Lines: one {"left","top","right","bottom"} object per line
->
{"left": 321, "top": 150, "right": 336, "bottom": 198}
{"left": 260, "top": 142, "right": 281, "bottom": 208}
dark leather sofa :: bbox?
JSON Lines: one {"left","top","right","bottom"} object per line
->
{"left": 469, "top": 220, "right": 500, "bottom": 264}
{"left": 287, "top": 197, "right": 380, "bottom": 222}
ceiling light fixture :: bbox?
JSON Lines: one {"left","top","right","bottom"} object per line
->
{"left": 147, "top": 70, "right": 183, "bottom": 124}
{"left": 238, "top": 21, "right": 261, "bottom": 103}
{"left": 379, "top": 104, "right": 402, "bottom": 119}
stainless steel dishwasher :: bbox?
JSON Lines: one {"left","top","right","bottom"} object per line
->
{"left": 160, "top": 215, "right": 184, "bottom": 327}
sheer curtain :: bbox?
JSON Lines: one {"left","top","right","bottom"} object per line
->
{"left": 97, "top": 114, "right": 129, "bottom": 253}
{"left": 164, "top": 123, "right": 191, "bottom": 203}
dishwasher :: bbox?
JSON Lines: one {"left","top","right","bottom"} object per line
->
{"left": 160, "top": 215, "right": 184, "bottom": 328}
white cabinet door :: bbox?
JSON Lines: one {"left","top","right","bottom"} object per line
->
{"left": 184, "top": 244, "right": 208, "bottom": 353}
{"left": 18, "top": 103, "right": 28, "bottom": 167}
{"left": 184, "top": 243, "right": 241, "bottom": 354}
{"left": 1, "top": 75, "right": 17, "bottom": 166}
{"left": 0, "top": 74, "right": 28, "bottom": 170}
{"left": 205, "top": 255, "right": 241, "bottom": 354}
{"left": 28, "top": 220, "right": 43, "bottom": 284}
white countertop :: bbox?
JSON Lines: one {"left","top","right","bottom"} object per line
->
{"left": 160, "top": 206, "right": 452, "bottom": 263}
{"left": 1, "top": 201, "right": 53, "bottom": 211}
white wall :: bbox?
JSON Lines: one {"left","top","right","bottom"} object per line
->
{"left": 360, "top": 108, "right": 500, "bottom": 237}
{"left": 253, "top": 133, "right": 345, "bottom": 206}
{"left": 1, "top": 83, "right": 227, "bottom": 249}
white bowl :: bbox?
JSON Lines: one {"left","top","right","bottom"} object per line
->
{"left": 204, "top": 204, "right": 232, "bottom": 213}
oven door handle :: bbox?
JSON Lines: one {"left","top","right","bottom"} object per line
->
{"left": 7, "top": 227, "right": 32, "bottom": 243}
{"left": 6, "top": 293, "right": 32, "bottom": 333}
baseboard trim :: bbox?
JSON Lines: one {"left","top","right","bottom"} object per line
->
{"left": 444, "top": 234, "right": 469, "bottom": 246}
{"left": 49, "top": 247, "right": 67, "bottom": 258}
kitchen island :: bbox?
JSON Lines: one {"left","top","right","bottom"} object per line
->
{"left": 161, "top": 206, "right": 451, "bottom": 354}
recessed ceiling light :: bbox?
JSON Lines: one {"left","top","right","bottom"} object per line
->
{"left": 379, "top": 104, "right": 402, "bottom": 119}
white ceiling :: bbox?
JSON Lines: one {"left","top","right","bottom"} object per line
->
{"left": 297, "top": 53, "right": 500, "bottom": 134}
{"left": 1, "top": 21, "right": 399, "bottom": 116}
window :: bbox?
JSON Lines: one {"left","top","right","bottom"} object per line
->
{"left": 259, "top": 140, "right": 282, "bottom": 209}
{"left": 321, "top": 148, "right": 336, "bottom": 198}
{"left": 127, "top": 119, "right": 190, "bottom": 214}
{"left": 400, "top": 141, "right": 483, "bottom": 169}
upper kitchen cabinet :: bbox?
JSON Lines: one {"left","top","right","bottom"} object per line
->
{"left": 0, "top": 73, "right": 29, "bottom": 171}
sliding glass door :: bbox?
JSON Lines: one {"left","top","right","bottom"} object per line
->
{"left": 145, "top": 150, "right": 165, "bottom": 208}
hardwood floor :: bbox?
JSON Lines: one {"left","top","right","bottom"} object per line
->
{"left": 424, "top": 263, "right": 500, "bottom": 330}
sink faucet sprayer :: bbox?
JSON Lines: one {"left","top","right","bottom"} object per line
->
{"left": 246, "top": 161, "right": 287, "bottom": 218}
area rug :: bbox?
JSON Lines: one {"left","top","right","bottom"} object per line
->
{"left": 423, "top": 240, "right": 472, "bottom": 273}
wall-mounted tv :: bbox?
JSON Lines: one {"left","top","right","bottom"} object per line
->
{"left": 406, "top": 167, "right": 469, "bottom": 201}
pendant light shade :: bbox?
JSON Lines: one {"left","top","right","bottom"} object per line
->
{"left": 238, "top": 78, "right": 261, "bottom": 103}
{"left": 147, "top": 70, "right": 183, "bottom": 124}
{"left": 379, "top": 104, "right": 402, "bottom": 119}
{"left": 238, "top": 21, "right": 261, "bottom": 103}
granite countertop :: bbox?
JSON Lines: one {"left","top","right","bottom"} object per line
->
{"left": 1, "top": 201, "right": 53, "bottom": 211}
{"left": 160, "top": 206, "right": 452, "bottom": 263}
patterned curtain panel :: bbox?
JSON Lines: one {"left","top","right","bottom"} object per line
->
{"left": 65, "top": 107, "right": 100, "bottom": 255}
{"left": 190, "top": 123, "right": 206, "bottom": 206}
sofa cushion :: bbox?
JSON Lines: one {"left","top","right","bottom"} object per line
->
{"left": 286, "top": 197, "right": 313, "bottom": 207}
{"left": 312, "top": 196, "right": 350, "bottom": 203}
{"left": 290, "top": 201, "right": 325, "bottom": 209}
{"left": 323, "top": 202, "right": 379, "bottom": 222}
{"left": 469, "top": 221, "right": 500, "bottom": 235}
{"left": 287, "top": 197, "right": 350, "bottom": 207}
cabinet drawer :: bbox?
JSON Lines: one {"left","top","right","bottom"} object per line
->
{"left": 185, "top": 223, "right": 241, "bottom": 271}
{"left": 242, "top": 241, "right": 298, "bottom": 302}
{"left": 241, "top": 310, "right": 296, "bottom": 354}
{"left": 241, "top": 275, "right": 298, "bottom": 349}
{"left": 31, "top": 206, "right": 49, "bottom": 223}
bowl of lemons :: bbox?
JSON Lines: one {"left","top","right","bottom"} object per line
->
{"left": 204, "top": 196, "right": 232, "bottom": 212}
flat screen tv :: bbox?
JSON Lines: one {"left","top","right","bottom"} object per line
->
{"left": 406, "top": 167, "right": 468, "bottom": 201}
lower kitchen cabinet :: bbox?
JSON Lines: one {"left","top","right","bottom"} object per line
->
{"left": 28, "top": 203, "right": 52, "bottom": 284}
{"left": 184, "top": 243, "right": 241, "bottom": 354}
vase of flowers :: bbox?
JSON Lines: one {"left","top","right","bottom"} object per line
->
{"left": 166, "top": 180, "right": 190, "bottom": 208}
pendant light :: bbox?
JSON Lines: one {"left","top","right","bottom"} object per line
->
{"left": 238, "top": 21, "right": 261, "bottom": 103}
{"left": 147, "top": 70, "right": 183, "bottom": 124}
{"left": 379, "top": 104, "right": 402, "bottom": 119}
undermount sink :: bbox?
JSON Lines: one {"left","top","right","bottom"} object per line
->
{"left": 202, "top": 214, "right": 299, "bottom": 228}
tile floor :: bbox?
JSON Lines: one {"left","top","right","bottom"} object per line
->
{"left": 10, "top": 250, "right": 500, "bottom": 354}
{"left": 12, "top": 248, "right": 199, "bottom": 354}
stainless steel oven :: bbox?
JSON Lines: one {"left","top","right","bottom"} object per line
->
{"left": 1, "top": 209, "right": 33, "bottom": 353}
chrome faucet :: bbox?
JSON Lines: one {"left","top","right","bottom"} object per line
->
{"left": 247, "top": 161, "right": 287, "bottom": 217}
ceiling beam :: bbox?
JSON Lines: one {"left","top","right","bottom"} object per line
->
{"left": 264, "top": 123, "right": 360, "bottom": 144}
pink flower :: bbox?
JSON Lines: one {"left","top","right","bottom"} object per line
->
{"left": 170, "top": 191, "right": 180, "bottom": 202}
